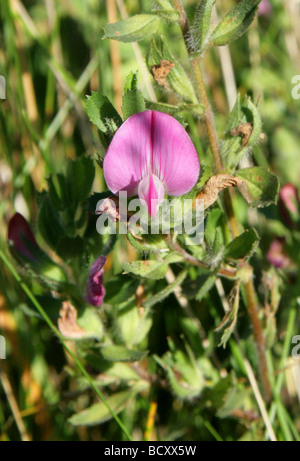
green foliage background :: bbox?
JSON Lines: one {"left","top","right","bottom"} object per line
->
{"left": 0, "top": 0, "right": 300, "bottom": 441}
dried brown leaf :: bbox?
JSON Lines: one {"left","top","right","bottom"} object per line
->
{"left": 152, "top": 60, "right": 175, "bottom": 88}
{"left": 194, "top": 174, "right": 243, "bottom": 209}
{"left": 58, "top": 302, "right": 87, "bottom": 339}
{"left": 230, "top": 122, "right": 253, "bottom": 147}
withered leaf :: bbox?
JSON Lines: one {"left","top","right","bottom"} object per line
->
{"left": 152, "top": 60, "right": 175, "bottom": 88}
{"left": 58, "top": 302, "right": 88, "bottom": 339}
{"left": 230, "top": 122, "right": 253, "bottom": 147}
{"left": 194, "top": 174, "right": 243, "bottom": 210}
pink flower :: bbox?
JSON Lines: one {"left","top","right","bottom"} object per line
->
{"left": 8, "top": 213, "right": 39, "bottom": 261}
{"left": 85, "top": 256, "right": 107, "bottom": 306}
{"left": 258, "top": 0, "right": 272, "bottom": 16}
{"left": 279, "top": 183, "right": 299, "bottom": 227}
{"left": 266, "top": 239, "right": 291, "bottom": 269}
{"left": 103, "top": 111, "right": 200, "bottom": 217}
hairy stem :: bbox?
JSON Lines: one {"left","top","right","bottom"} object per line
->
{"left": 172, "top": 0, "right": 272, "bottom": 402}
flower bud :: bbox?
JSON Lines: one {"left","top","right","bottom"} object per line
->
{"left": 85, "top": 256, "right": 107, "bottom": 306}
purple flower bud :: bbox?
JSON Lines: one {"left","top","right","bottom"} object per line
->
{"left": 258, "top": 0, "right": 272, "bottom": 17}
{"left": 266, "top": 239, "right": 290, "bottom": 269}
{"left": 85, "top": 256, "right": 107, "bottom": 306}
{"left": 103, "top": 111, "right": 200, "bottom": 218}
{"left": 8, "top": 213, "right": 39, "bottom": 261}
{"left": 279, "top": 183, "right": 299, "bottom": 227}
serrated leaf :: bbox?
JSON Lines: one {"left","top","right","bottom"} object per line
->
{"left": 101, "top": 345, "right": 147, "bottom": 362}
{"left": 210, "top": 0, "right": 261, "bottom": 46}
{"left": 147, "top": 36, "right": 198, "bottom": 103}
{"left": 68, "top": 390, "right": 134, "bottom": 427}
{"left": 192, "top": 0, "right": 215, "bottom": 52}
{"left": 224, "top": 228, "right": 260, "bottom": 261}
{"left": 236, "top": 167, "right": 280, "bottom": 208}
{"left": 86, "top": 92, "right": 122, "bottom": 145}
{"left": 143, "top": 270, "right": 187, "bottom": 308}
{"left": 124, "top": 71, "right": 139, "bottom": 92}
{"left": 122, "top": 90, "right": 145, "bottom": 120}
{"left": 103, "top": 14, "right": 161, "bottom": 42}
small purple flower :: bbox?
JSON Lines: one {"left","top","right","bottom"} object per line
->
{"left": 8, "top": 213, "right": 39, "bottom": 261}
{"left": 85, "top": 256, "right": 107, "bottom": 306}
{"left": 258, "top": 0, "right": 272, "bottom": 17}
{"left": 266, "top": 239, "right": 290, "bottom": 269}
{"left": 103, "top": 110, "right": 200, "bottom": 217}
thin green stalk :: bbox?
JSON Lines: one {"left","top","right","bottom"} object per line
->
{"left": 171, "top": 0, "right": 272, "bottom": 403}
{"left": 0, "top": 249, "right": 133, "bottom": 442}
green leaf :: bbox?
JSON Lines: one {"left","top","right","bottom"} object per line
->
{"left": 192, "top": 0, "right": 215, "bottom": 52}
{"left": 143, "top": 270, "right": 187, "bottom": 308}
{"left": 215, "top": 282, "right": 240, "bottom": 348}
{"left": 195, "top": 271, "right": 217, "bottom": 301}
{"left": 66, "top": 157, "right": 95, "bottom": 205}
{"left": 152, "top": 0, "right": 181, "bottom": 22}
{"left": 103, "top": 14, "right": 161, "bottom": 42}
{"left": 210, "top": 0, "right": 260, "bottom": 46}
{"left": 56, "top": 236, "right": 85, "bottom": 260}
{"left": 147, "top": 36, "right": 198, "bottom": 104}
{"left": 123, "top": 71, "right": 138, "bottom": 92}
{"left": 68, "top": 390, "right": 134, "bottom": 427}
{"left": 222, "top": 95, "right": 262, "bottom": 169}
{"left": 217, "top": 387, "right": 249, "bottom": 418}
{"left": 122, "top": 72, "right": 145, "bottom": 120}
{"left": 127, "top": 230, "right": 168, "bottom": 253}
{"left": 145, "top": 100, "right": 205, "bottom": 118}
{"left": 204, "top": 209, "right": 223, "bottom": 246}
{"left": 122, "top": 260, "right": 169, "bottom": 280}
{"left": 105, "top": 276, "right": 139, "bottom": 306}
{"left": 101, "top": 345, "right": 147, "bottom": 362}
{"left": 236, "top": 167, "right": 280, "bottom": 208}
{"left": 224, "top": 228, "right": 260, "bottom": 261}
{"left": 78, "top": 307, "right": 104, "bottom": 340}
{"left": 38, "top": 193, "right": 65, "bottom": 250}
{"left": 86, "top": 91, "right": 122, "bottom": 145}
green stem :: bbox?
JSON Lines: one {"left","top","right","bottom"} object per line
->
{"left": 0, "top": 249, "right": 133, "bottom": 441}
{"left": 172, "top": 0, "right": 272, "bottom": 403}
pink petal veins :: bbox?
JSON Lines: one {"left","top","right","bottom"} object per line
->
{"left": 138, "top": 173, "right": 165, "bottom": 218}
{"left": 103, "top": 111, "right": 200, "bottom": 216}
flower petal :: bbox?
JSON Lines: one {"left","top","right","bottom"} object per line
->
{"left": 8, "top": 213, "right": 39, "bottom": 261}
{"left": 138, "top": 173, "right": 165, "bottom": 217}
{"left": 103, "top": 111, "right": 153, "bottom": 196}
{"left": 149, "top": 111, "right": 200, "bottom": 196}
{"left": 103, "top": 110, "right": 200, "bottom": 198}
